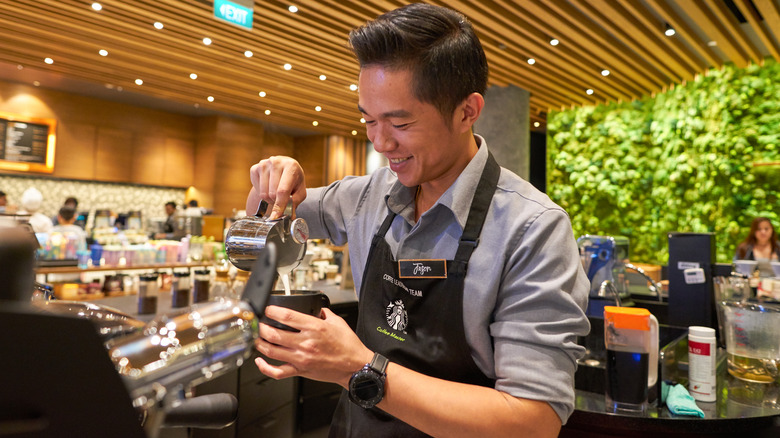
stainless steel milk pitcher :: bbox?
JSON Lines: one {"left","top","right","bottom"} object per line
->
{"left": 225, "top": 200, "right": 309, "bottom": 272}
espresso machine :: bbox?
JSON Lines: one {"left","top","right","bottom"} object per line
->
{"left": 577, "top": 234, "right": 632, "bottom": 317}
{"left": 0, "top": 226, "right": 279, "bottom": 437}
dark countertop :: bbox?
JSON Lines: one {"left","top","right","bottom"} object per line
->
{"left": 563, "top": 371, "right": 780, "bottom": 437}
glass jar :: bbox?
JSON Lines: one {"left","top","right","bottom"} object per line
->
{"left": 192, "top": 269, "right": 211, "bottom": 304}
{"left": 138, "top": 273, "right": 159, "bottom": 315}
{"left": 171, "top": 271, "right": 191, "bottom": 308}
{"left": 231, "top": 270, "right": 250, "bottom": 298}
{"left": 211, "top": 270, "right": 231, "bottom": 300}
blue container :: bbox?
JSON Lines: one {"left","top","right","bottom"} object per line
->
{"left": 90, "top": 243, "right": 103, "bottom": 267}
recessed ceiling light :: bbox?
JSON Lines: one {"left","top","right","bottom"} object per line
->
{"left": 190, "top": 73, "right": 197, "bottom": 80}
{"left": 360, "top": 118, "right": 366, "bottom": 123}
{"left": 349, "top": 84, "right": 358, "bottom": 91}
{"left": 16, "top": 65, "right": 23, "bottom": 70}
{"left": 135, "top": 79, "right": 143, "bottom": 85}
{"left": 44, "top": 57, "right": 54, "bottom": 64}
{"left": 259, "top": 91, "right": 266, "bottom": 97}
{"left": 207, "top": 96, "right": 214, "bottom": 102}
{"left": 351, "top": 130, "right": 357, "bottom": 135}
{"left": 153, "top": 22, "right": 164, "bottom": 30}
{"left": 203, "top": 37, "right": 212, "bottom": 45}
{"left": 288, "top": 5, "right": 298, "bottom": 13}
{"left": 33, "top": 81, "right": 40, "bottom": 87}
{"left": 665, "top": 26, "right": 675, "bottom": 37}
{"left": 601, "top": 69, "right": 610, "bottom": 76}
{"left": 283, "top": 63, "right": 292, "bottom": 70}
{"left": 117, "top": 86, "right": 123, "bottom": 92}
{"left": 91, "top": 3, "right": 102, "bottom": 11}
{"left": 527, "top": 58, "right": 535, "bottom": 65}
{"left": 194, "top": 103, "right": 200, "bottom": 108}
{"left": 105, "top": 83, "right": 114, "bottom": 89}
{"left": 586, "top": 89, "right": 594, "bottom": 95}
{"left": 319, "top": 74, "right": 327, "bottom": 80}
{"left": 533, "top": 122, "right": 540, "bottom": 127}
{"left": 264, "top": 109, "right": 271, "bottom": 115}
{"left": 315, "top": 106, "right": 322, "bottom": 111}
{"left": 550, "top": 38, "right": 559, "bottom": 46}
{"left": 99, "top": 49, "right": 108, "bottom": 56}
{"left": 244, "top": 50, "right": 253, "bottom": 58}
{"left": 707, "top": 41, "right": 717, "bottom": 47}
{"left": 312, "top": 121, "right": 319, "bottom": 126}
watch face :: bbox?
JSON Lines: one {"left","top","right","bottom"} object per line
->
{"left": 349, "top": 370, "right": 384, "bottom": 408}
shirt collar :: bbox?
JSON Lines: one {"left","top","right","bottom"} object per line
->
{"left": 384, "top": 134, "right": 491, "bottom": 229}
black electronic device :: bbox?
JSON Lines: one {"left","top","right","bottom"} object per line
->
{"left": 667, "top": 232, "right": 717, "bottom": 328}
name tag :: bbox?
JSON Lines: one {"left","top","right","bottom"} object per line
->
{"left": 398, "top": 259, "right": 447, "bottom": 279}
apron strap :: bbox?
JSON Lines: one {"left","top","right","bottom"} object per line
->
{"left": 453, "top": 152, "right": 501, "bottom": 270}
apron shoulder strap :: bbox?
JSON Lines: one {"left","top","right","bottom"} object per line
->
{"left": 453, "top": 152, "right": 501, "bottom": 269}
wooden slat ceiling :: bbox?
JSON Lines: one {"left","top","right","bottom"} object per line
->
{"left": 0, "top": 0, "right": 777, "bottom": 137}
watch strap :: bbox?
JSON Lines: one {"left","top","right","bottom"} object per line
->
{"left": 368, "top": 352, "right": 389, "bottom": 375}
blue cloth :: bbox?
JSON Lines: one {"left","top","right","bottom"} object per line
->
{"left": 663, "top": 382, "right": 705, "bottom": 417}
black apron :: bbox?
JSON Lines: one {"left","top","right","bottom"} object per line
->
{"left": 328, "top": 153, "right": 500, "bottom": 438}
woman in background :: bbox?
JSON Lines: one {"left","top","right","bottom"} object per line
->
{"left": 735, "top": 216, "right": 780, "bottom": 277}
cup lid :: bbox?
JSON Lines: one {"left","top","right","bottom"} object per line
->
{"left": 604, "top": 306, "right": 652, "bottom": 331}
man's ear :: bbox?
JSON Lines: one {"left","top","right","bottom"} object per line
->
{"left": 453, "top": 92, "right": 485, "bottom": 134}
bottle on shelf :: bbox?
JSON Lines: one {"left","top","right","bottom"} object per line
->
{"left": 192, "top": 269, "right": 211, "bottom": 304}
{"left": 137, "top": 273, "right": 159, "bottom": 315}
{"left": 210, "top": 270, "right": 231, "bottom": 300}
{"left": 231, "top": 269, "right": 250, "bottom": 298}
{"left": 171, "top": 271, "right": 191, "bottom": 308}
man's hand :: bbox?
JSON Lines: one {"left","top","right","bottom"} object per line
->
{"left": 247, "top": 156, "right": 307, "bottom": 219}
{"left": 254, "top": 307, "right": 373, "bottom": 387}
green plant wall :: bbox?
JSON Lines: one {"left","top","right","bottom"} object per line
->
{"left": 547, "top": 59, "right": 780, "bottom": 264}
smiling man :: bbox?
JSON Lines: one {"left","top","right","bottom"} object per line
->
{"left": 246, "top": 4, "right": 589, "bottom": 437}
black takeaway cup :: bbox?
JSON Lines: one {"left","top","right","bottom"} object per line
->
{"left": 262, "top": 290, "right": 330, "bottom": 331}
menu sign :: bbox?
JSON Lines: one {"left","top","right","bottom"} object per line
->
{"left": 0, "top": 113, "right": 56, "bottom": 173}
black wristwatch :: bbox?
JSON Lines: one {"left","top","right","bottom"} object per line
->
{"left": 348, "top": 352, "right": 389, "bottom": 409}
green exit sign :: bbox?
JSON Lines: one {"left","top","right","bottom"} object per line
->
{"left": 214, "top": 0, "right": 253, "bottom": 30}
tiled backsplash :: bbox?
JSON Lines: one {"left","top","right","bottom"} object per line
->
{"left": 0, "top": 174, "right": 186, "bottom": 224}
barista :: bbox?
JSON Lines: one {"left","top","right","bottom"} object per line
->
{"left": 246, "top": 4, "right": 589, "bottom": 437}
{"left": 735, "top": 216, "right": 780, "bottom": 277}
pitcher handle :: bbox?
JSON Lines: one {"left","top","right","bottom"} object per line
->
{"left": 648, "top": 314, "right": 659, "bottom": 388}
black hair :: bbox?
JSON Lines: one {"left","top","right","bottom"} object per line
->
{"left": 165, "top": 201, "right": 177, "bottom": 209}
{"left": 188, "top": 200, "right": 198, "bottom": 207}
{"left": 58, "top": 206, "right": 76, "bottom": 222}
{"left": 65, "top": 197, "right": 78, "bottom": 208}
{"left": 348, "top": 3, "right": 488, "bottom": 122}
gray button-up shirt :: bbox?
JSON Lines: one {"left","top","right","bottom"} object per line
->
{"left": 297, "top": 135, "right": 590, "bottom": 423}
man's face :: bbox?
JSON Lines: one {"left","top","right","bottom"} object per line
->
{"left": 165, "top": 205, "right": 175, "bottom": 216}
{"left": 0, "top": 195, "right": 6, "bottom": 206}
{"left": 358, "top": 66, "right": 466, "bottom": 189}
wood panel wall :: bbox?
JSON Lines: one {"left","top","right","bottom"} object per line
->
{"left": 0, "top": 80, "right": 197, "bottom": 187}
{"left": 294, "top": 135, "right": 327, "bottom": 188}
{"left": 0, "top": 80, "right": 365, "bottom": 216}
{"left": 326, "top": 135, "right": 366, "bottom": 181}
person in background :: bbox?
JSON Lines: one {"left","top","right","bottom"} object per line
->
{"left": 155, "top": 201, "right": 177, "bottom": 239}
{"left": 52, "top": 205, "right": 88, "bottom": 251}
{"left": 735, "top": 216, "right": 780, "bottom": 277}
{"left": 19, "top": 188, "right": 53, "bottom": 234}
{"left": 0, "top": 190, "right": 6, "bottom": 213}
{"left": 246, "top": 4, "right": 589, "bottom": 437}
{"left": 185, "top": 199, "right": 203, "bottom": 217}
{"left": 52, "top": 196, "right": 85, "bottom": 228}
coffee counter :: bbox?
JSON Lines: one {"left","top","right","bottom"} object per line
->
{"left": 562, "top": 368, "right": 780, "bottom": 437}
